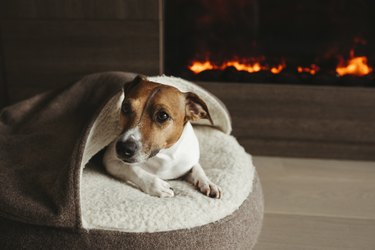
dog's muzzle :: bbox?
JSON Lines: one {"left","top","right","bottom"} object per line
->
{"left": 116, "top": 139, "right": 139, "bottom": 163}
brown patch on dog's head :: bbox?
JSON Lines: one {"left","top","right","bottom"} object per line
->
{"left": 117, "top": 76, "right": 212, "bottom": 163}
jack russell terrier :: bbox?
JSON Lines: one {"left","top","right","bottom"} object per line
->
{"left": 103, "top": 76, "right": 221, "bottom": 198}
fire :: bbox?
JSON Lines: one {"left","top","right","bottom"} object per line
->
{"left": 222, "top": 60, "right": 263, "bottom": 73}
{"left": 188, "top": 50, "right": 373, "bottom": 78}
{"left": 188, "top": 59, "right": 285, "bottom": 74}
{"left": 336, "top": 50, "right": 373, "bottom": 76}
{"left": 189, "top": 60, "right": 214, "bottom": 73}
{"left": 297, "top": 64, "right": 320, "bottom": 75}
{"left": 270, "top": 61, "right": 286, "bottom": 74}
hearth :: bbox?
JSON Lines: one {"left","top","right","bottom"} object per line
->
{"left": 164, "top": 0, "right": 375, "bottom": 87}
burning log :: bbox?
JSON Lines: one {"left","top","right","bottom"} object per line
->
{"left": 196, "top": 69, "right": 223, "bottom": 82}
{"left": 273, "top": 72, "right": 300, "bottom": 84}
{"left": 338, "top": 75, "right": 374, "bottom": 87}
{"left": 313, "top": 72, "right": 339, "bottom": 85}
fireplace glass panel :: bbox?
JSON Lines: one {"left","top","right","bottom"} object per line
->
{"left": 164, "top": 0, "right": 375, "bottom": 86}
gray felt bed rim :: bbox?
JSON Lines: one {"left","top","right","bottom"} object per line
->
{"left": 0, "top": 171, "right": 263, "bottom": 250}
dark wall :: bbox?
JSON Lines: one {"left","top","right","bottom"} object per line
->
{"left": 0, "top": 0, "right": 162, "bottom": 105}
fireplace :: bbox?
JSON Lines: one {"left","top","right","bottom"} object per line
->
{"left": 164, "top": 0, "right": 375, "bottom": 87}
{"left": 163, "top": 0, "right": 375, "bottom": 160}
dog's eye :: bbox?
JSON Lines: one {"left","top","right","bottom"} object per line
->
{"left": 122, "top": 102, "right": 132, "bottom": 114}
{"left": 155, "top": 111, "right": 170, "bottom": 123}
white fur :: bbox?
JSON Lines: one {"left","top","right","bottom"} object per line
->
{"left": 120, "top": 126, "right": 142, "bottom": 142}
{"left": 139, "top": 122, "right": 199, "bottom": 180}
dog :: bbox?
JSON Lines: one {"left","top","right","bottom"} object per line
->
{"left": 103, "top": 76, "right": 221, "bottom": 198}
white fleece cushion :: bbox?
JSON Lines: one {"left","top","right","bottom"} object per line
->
{"left": 81, "top": 126, "right": 255, "bottom": 233}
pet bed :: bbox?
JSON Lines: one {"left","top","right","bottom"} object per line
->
{"left": 0, "top": 72, "right": 264, "bottom": 249}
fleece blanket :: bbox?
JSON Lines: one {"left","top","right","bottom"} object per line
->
{"left": 0, "top": 72, "right": 135, "bottom": 228}
{"left": 0, "top": 72, "right": 253, "bottom": 231}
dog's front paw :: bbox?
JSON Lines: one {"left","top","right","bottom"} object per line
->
{"left": 142, "top": 177, "right": 174, "bottom": 198}
{"left": 196, "top": 179, "right": 222, "bottom": 199}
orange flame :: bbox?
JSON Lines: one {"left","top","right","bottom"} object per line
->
{"left": 223, "top": 60, "right": 263, "bottom": 73}
{"left": 297, "top": 64, "right": 320, "bottom": 75}
{"left": 336, "top": 50, "right": 373, "bottom": 76}
{"left": 188, "top": 59, "right": 285, "bottom": 74}
{"left": 188, "top": 51, "right": 373, "bottom": 77}
{"left": 270, "top": 61, "right": 286, "bottom": 74}
{"left": 188, "top": 60, "right": 214, "bottom": 73}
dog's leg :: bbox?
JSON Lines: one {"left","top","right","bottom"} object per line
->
{"left": 184, "top": 163, "right": 221, "bottom": 198}
{"left": 103, "top": 142, "right": 174, "bottom": 198}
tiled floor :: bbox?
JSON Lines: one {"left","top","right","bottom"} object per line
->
{"left": 252, "top": 156, "right": 375, "bottom": 250}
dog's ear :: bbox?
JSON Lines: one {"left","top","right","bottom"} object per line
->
{"left": 184, "top": 92, "right": 213, "bottom": 124}
{"left": 123, "top": 75, "right": 147, "bottom": 95}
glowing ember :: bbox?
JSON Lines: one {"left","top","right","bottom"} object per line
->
{"left": 188, "top": 59, "right": 285, "bottom": 74}
{"left": 223, "top": 61, "right": 263, "bottom": 73}
{"left": 189, "top": 60, "right": 215, "bottom": 73}
{"left": 336, "top": 50, "right": 373, "bottom": 76}
{"left": 270, "top": 62, "right": 286, "bottom": 74}
{"left": 297, "top": 64, "right": 320, "bottom": 75}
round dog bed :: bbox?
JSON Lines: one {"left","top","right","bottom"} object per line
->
{"left": 0, "top": 72, "right": 264, "bottom": 249}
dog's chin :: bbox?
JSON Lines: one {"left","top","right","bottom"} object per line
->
{"left": 121, "top": 158, "right": 138, "bottom": 164}
{"left": 117, "top": 150, "right": 160, "bottom": 165}
{"left": 116, "top": 154, "right": 141, "bottom": 164}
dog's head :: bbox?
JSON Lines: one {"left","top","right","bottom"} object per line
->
{"left": 115, "top": 75, "right": 212, "bottom": 164}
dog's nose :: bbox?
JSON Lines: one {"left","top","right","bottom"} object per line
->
{"left": 116, "top": 140, "right": 138, "bottom": 159}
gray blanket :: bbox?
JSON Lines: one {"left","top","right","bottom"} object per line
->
{"left": 0, "top": 72, "right": 136, "bottom": 228}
